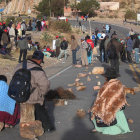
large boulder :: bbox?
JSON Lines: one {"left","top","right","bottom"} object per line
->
{"left": 20, "top": 121, "right": 44, "bottom": 139}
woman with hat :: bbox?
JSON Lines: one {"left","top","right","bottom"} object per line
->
{"left": 89, "top": 67, "right": 135, "bottom": 135}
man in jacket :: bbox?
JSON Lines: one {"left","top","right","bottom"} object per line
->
{"left": 58, "top": 38, "right": 68, "bottom": 63}
{"left": 14, "top": 51, "right": 54, "bottom": 135}
{"left": 17, "top": 35, "right": 28, "bottom": 63}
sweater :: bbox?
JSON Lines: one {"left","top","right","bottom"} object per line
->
{"left": 0, "top": 81, "right": 16, "bottom": 115}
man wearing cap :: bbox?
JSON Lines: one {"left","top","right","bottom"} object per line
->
{"left": 55, "top": 36, "right": 60, "bottom": 57}
{"left": 14, "top": 51, "right": 54, "bottom": 134}
{"left": 17, "top": 35, "right": 28, "bottom": 63}
{"left": 58, "top": 38, "right": 68, "bottom": 62}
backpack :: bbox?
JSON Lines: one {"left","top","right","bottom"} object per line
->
{"left": 86, "top": 43, "right": 92, "bottom": 56}
{"left": 107, "top": 44, "right": 118, "bottom": 59}
{"left": 8, "top": 61, "right": 43, "bottom": 103}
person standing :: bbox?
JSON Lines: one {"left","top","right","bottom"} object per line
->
{"left": 36, "top": 20, "right": 42, "bottom": 31}
{"left": 92, "top": 32, "right": 96, "bottom": 46}
{"left": 17, "top": 35, "right": 28, "bottom": 63}
{"left": 133, "top": 35, "right": 140, "bottom": 64}
{"left": 104, "top": 35, "right": 110, "bottom": 63}
{"left": 80, "top": 37, "right": 88, "bottom": 66}
{"left": 99, "top": 36, "right": 105, "bottom": 63}
{"left": 55, "top": 36, "right": 61, "bottom": 57}
{"left": 86, "top": 35, "right": 94, "bottom": 64}
{"left": 9, "top": 24, "right": 16, "bottom": 51}
{"left": 21, "top": 20, "right": 27, "bottom": 35}
{"left": 32, "top": 20, "right": 36, "bottom": 31}
{"left": 105, "top": 24, "right": 109, "bottom": 34}
{"left": 70, "top": 35, "right": 78, "bottom": 65}
{"left": 126, "top": 35, "right": 133, "bottom": 63}
{"left": 58, "top": 38, "right": 68, "bottom": 63}
{"left": 1, "top": 29, "right": 10, "bottom": 53}
{"left": 106, "top": 39, "right": 122, "bottom": 75}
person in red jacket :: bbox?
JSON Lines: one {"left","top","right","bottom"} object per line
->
{"left": 85, "top": 35, "right": 94, "bottom": 64}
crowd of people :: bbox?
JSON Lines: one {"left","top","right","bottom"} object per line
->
{"left": 0, "top": 17, "right": 139, "bottom": 139}
{"left": 0, "top": 18, "right": 49, "bottom": 55}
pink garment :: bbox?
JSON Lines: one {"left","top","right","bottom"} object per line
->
{"left": 16, "top": 23, "right": 21, "bottom": 30}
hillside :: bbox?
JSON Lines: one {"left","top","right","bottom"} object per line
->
{"left": 2, "top": 0, "right": 42, "bottom": 16}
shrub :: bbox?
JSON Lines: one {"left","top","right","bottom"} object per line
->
{"left": 125, "top": 10, "right": 137, "bottom": 20}
{"left": 5, "top": 17, "right": 15, "bottom": 26}
{"left": 108, "top": 15, "right": 113, "bottom": 18}
{"left": 41, "top": 32, "right": 53, "bottom": 43}
{"left": 99, "top": 15, "right": 104, "bottom": 18}
{"left": 51, "top": 20, "right": 71, "bottom": 32}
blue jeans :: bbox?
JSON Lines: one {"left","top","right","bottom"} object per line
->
{"left": 58, "top": 50, "right": 67, "bottom": 61}
{"left": 100, "top": 50, "right": 104, "bottom": 62}
{"left": 72, "top": 50, "right": 77, "bottom": 64}
{"left": 134, "top": 48, "right": 139, "bottom": 64}
{"left": 87, "top": 51, "right": 92, "bottom": 64}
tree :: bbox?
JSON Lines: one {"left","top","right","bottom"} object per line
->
{"left": 76, "top": 0, "right": 99, "bottom": 17}
{"left": 36, "top": 0, "right": 64, "bottom": 17}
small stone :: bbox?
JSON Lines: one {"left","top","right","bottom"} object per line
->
{"left": 77, "top": 109, "right": 86, "bottom": 118}
{"left": 134, "top": 87, "right": 140, "bottom": 92}
{"left": 75, "top": 78, "right": 80, "bottom": 82}
{"left": 93, "top": 86, "right": 100, "bottom": 91}
{"left": 76, "top": 86, "right": 86, "bottom": 91}
{"left": 79, "top": 82, "right": 84, "bottom": 86}
{"left": 67, "top": 83, "right": 75, "bottom": 87}
{"left": 78, "top": 73, "right": 87, "bottom": 78}
{"left": 75, "top": 82, "right": 80, "bottom": 87}
{"left": 96, "top": 76, "right": 99, "bottom": 79}
{"left": 97, "top": 81, "right": 101, "bottom": 86}
{"left": 87, "top": 76, "right": 91, "bottom": 82}
{"left": 67, "top": 88, "right": 73, "bottom": 93}
{"left": 88, "top": 72, "right": 92, "bottom": 75}
{"left": 128, "top": 119, "right": 133, "bottom": 124}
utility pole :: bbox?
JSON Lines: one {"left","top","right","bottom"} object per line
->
{"left": 131, "top": 0, "right": 134, "bottom": 11}
{"left": 49, "top": 0, "right": 51, "bottom": 17}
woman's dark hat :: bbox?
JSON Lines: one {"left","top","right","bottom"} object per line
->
{"left": 32, "top": 51, "right": 44, "bottom": 63}
{"left": 102, "top": 67, "right": 118, "bottom": 78}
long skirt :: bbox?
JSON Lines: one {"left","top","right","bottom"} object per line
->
{"left": 0, "top": 104, "right": 20, "bottom": 126}
{"left": 92, "top": 110, "right": 131, "bottom": 135}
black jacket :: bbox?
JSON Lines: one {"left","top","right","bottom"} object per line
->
{"left": 60, "top": 40, "right": 68, "bottom": 50}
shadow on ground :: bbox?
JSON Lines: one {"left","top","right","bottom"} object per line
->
{"left": 61, "top": 116, "right": 99, "bottom": 140}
